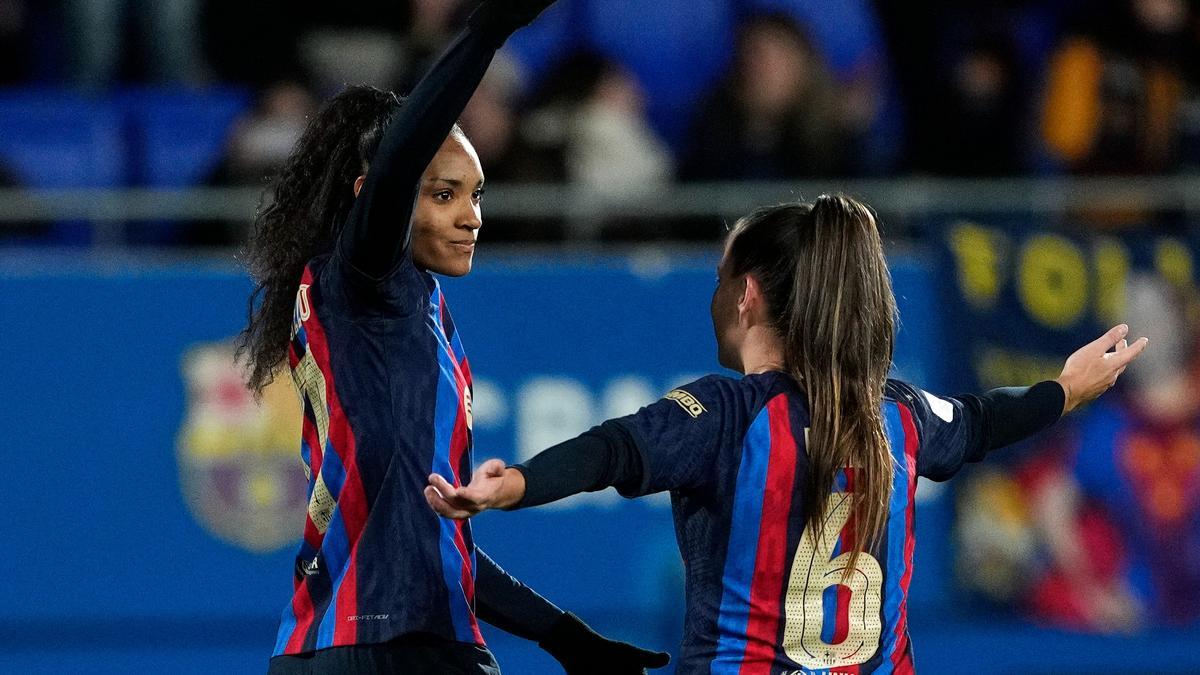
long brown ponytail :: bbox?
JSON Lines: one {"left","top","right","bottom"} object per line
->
{"left": 726, "top": 194, "right": 897, "bottom": 572}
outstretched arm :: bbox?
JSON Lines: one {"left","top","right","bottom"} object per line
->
{"left": 912, "top": 324, "right": 1149, "bottom": 480}
{"left": 337, "top": 0, "right": 557, "bottom": 279}
{"left": 426, "top": 420, "right": 643, "bottom": 517}
{"left": 428, "top": 376, "right": 736, "bottom": 517}
{"left": 475, "top": 548, "right": 671, "bottom": 673}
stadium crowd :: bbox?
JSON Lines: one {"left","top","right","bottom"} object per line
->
{"left": 0, "top": 0, "right": 1197, "bottom": 242}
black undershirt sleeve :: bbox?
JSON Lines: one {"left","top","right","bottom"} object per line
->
{"left": 336, "top": 26, "right": 499, "bottom": 280}
{"left": 473, "top": 547, "right": 564, "bottom": 641}
{"left": 969, "top": 380, "right": 1065, "bottom": 452}
{"left": 511, "top": 420, "right": 646, "bottom": 509}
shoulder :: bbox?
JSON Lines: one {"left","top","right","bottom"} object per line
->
{"left": 661, "top": 375, "right": 738, "bottom": 418}
{"left": 315, "top": 252, "right": 428, "bottom": 317}
{"left": 885, "top": 378, "right": 953, "bottom": 419}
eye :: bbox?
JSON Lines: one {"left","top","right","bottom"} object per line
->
{"left": 433, "top": 190, "right": 453, "bottom": 202}
{"left": 472, "top": 187, "right": 486, "bottom": 202}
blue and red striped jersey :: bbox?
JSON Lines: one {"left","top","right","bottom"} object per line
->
{"left": 272, "top": 253, "right": 483, "bottom": 655}
{"left": 611, "top": 372, "right": 977, "bottom": 673}
{"left": 267, "top": 21, "right": 518, "bottom": 657}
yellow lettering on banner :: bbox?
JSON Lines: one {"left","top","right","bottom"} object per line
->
{"left": 1093, "top": 237, "right": 1129, "bottom": 324}
{"left": 974, "top": 347, "right": 1064, "bottom": 390}
{"left": 782, "top": 493, "right": 883, "bottom": 669}
{"left": 1155, "top": 238, "right": 1194, "bottom": 289}
{"left": 949, "top": 223, "right": 1004, "bottom": 309}
{"left": 1018, "top": 233, "right": 1088, "bottom": 329}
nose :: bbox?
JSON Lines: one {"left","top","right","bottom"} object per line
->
{"left": 460, "top": 202, "right": 482, "bottom": 232}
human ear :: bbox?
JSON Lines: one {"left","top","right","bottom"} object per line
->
{"left": 353, "top": 174, "right": 366, "bottom": 198}
{"left": 739, "top": 273, "right": 768, "bottom": 326}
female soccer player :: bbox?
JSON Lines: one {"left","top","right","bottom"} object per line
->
{"left": 238, "top": 1, "right": 669, "bottom": 673}
{"left": 425, "top": 195, "right": 1150, "bottom": 673}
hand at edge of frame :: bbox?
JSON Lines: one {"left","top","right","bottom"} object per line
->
{"left": 1055, "top": 323, "right": 1149, "bottom": 415}
{"left": 425, "top": 459, "right": 525, "bottom": 519}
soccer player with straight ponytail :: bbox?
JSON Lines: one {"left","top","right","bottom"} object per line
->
{"left": 427, "top": 194, "right": 1149, "bottom": 673}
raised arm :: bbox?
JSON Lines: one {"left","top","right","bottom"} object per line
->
{"left": 337, "top": 0, "right": 556, "bottom": 279}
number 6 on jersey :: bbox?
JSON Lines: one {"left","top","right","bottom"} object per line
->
{"left": 783, "top": 492, "right": 884, "bottom": 669}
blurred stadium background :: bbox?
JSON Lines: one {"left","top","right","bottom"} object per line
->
{"left": 2, "top": 0, "right": 1199, "bottom": 672}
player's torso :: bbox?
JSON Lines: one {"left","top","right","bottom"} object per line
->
{"left": 674, "top": 374, "right": 920, "bottom": 674}
{"left": 274, "top": 255, "right": 481, "bottom": 655}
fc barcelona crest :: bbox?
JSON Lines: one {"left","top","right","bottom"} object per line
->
{"left": 177, "top": 341, "right": 307, "bottom": 552}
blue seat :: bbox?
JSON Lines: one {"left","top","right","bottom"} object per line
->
{"left": 121, "top": 87, "right": 252, "bottom": 188}
{"left": 0, "top": 89, "right": 126, "bottom": 188}
{"left": 0, "top": 89, "right": 126, "bottom": 245}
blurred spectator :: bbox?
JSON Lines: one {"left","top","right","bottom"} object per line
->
{"left": 515, "top": 51, "right": 673, "bottom": 238}
{"left": 1041, "top": 0, "right": 1197, "bottom": 174}
{"left": 458, "top": 54, "right": 548, "bottom": 183}
{"left": 927, "top": 36, "right": 1025, "bottom": 176}
{"left": 187, "top": 82, "right": 317, "bottom": 247}
{"left": 64, "top": 0, "right": 206, "bottom": 87}
{"left": 501, "top": 0, "right": 738, "bottom": 151}
{"left": 681, "top": 13, "right": 849, "bottom": 181}
{"left": 212, "top": 82, "right": 317, "bottom": 187}
{"left": 563, "top": 57, "right": 673, "bottom": 206}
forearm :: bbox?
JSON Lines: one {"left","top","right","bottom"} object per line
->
{"left": 969, "top": 380, "right": 1065, "bottom": 452}
{"left": 511, "top": 421, "right": 646, "bottom": 508}
{"left": 474, "top": 547, "right": 563, "bottom": 640}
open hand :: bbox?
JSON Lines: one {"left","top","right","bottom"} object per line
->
{"left": 425, "top": 459, "right": 523, "bottom": 519}
{"left": 1056, "top": 324, "right": 1149, "bottom": 414}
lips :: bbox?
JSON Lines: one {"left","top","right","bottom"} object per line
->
{"left": 450, "top": 241, "right": 475, "bottom": 253}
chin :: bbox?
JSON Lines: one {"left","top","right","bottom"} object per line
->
{"left": 428, "top": 257, "right": 474, "bottom": 277}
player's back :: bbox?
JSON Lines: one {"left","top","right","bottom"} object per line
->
{"left": 619, "top": 372, "right": 921, "bottom": 673}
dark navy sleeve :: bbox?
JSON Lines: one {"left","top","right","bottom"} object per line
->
{"left": 335, "top": 26, "right": 500, "bottom": 281}
{"left": 474, "top": 547, "right": 563, "bottom": 641}
{"left": 512, "top": 376, "right": 738, "bottom": 505}
{"left": 886, "top": 379, "right": 1065, "bottom": 481}
{"left": 607, "top": 375, "right": 739, "bottom": 495}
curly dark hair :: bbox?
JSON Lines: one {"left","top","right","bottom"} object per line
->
{"left": 236, "top": 85, "right": 401, "bottom": 394}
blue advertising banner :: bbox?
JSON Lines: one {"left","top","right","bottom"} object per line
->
{"left": 935, "top": 221, "right": 1199, "bottom": 391}
{"left": 15, "top": 248, "right": 1192, "bottom": 674}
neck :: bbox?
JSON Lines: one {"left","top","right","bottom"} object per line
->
{"left": 739, "top": 325, "right": 786, "bottom": 375}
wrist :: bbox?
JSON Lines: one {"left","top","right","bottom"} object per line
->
{"left": 496, "top": 467, "right": 527, "bottom": 510}
{"left": 1054, "top": 377, "right": 1074, "bottom": 415}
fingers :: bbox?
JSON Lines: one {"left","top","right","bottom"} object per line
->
{"left": 1088, "top": 324, "right": 1129, "bottom": 354}
{"left": 428, "top": 472, "right": 458, "bottom": 499}
{"left": 1108, "top": 336, "right": 1150, "bottom": 370}
{"left": 424, "top": 485, "right": 470, "bottom": 519}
